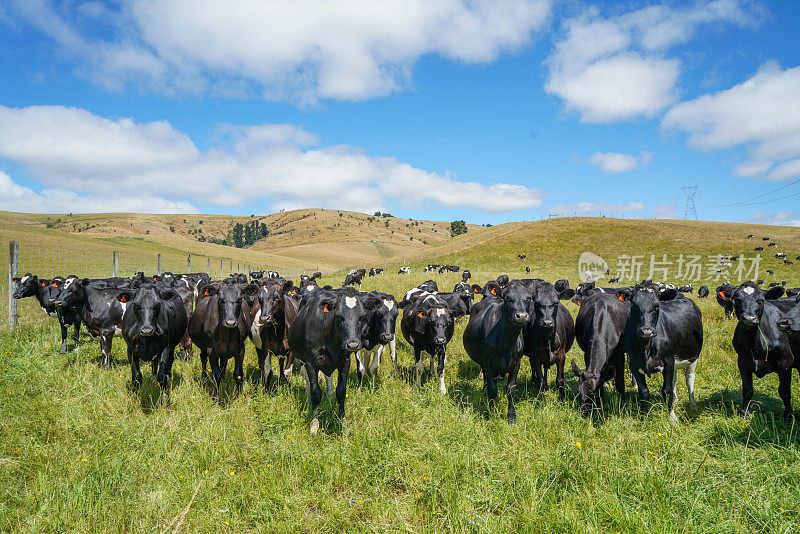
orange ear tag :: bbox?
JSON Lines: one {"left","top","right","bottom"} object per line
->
{"left": 323, "top": 304, "right": 330, "bottom": 312}
{"left": 618, "top": 294, "right": 625, "bottom": 302}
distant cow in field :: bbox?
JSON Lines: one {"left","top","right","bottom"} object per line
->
{"left": 462, "top": 270, "right": 471, "bottom": 282}
{"left": 343, "top": 268, "right": 366, "bottom": 287}
{"left": 517, "top": 254, "right": 526, "bottom": 260}
{"left": 755, "top": 247, "right": 764, "bottom": 252}
{"left": 398, "top": 267, "right": 411, "bottom": 274}
{"left": 369, "top": 267, "right": 384, "bottom": 276}
{"left": 622, "top": 283, "right": 703, "bottom": 424}
{"left": 697, "top": 286, "right": 709, "bottom": 298}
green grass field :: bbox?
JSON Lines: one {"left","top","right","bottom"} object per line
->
{"left": 2, "top": 215, "right": 800, "bottom": 532}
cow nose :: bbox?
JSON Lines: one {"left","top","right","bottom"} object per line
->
{"left": 639, "top": 328, "right": 655, "bottom": 338}
{"left": 223, "top": 319, "right": 237, "bottom": 328}
{"left": 541, "top": 318, "right": 554, "bottom": 328}
{"left": 344, "top": 340, "right": 360, "bottom": 352}
{"left": 434, "top": 337, "right": 447, "bottom": 345}
{"left": 139, "top": 326, "right": 154, "bottom": 336}
{"left": 513, "top": 311, "right": 529, "bottom": 324}
{"left": 260, "top": 314, "right": 274, "bottom": 325}
{"left": 777, "top": 318, "right": 790, "bottom": 331}
{"left": 381, "top": 333, "right": 394, "bottom": 342}
{"left": 741, "top": 314, "right": 758, "bottom": 325}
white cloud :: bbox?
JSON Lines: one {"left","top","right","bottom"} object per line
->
{"left": 654, "top": 204, "right": 677, "bottom": 219}
{"left": 0, "top": 105, "right": 543, "bottom": 214}
{"left": 11, "top": 0, "right": 550, "bottom": 103}
{"left": 0, "top": 172, "right": 199, "bottom": 214}
{"left": 664, "top": 62, "right": 800, "bottom": 181}
{"left": 545, "top": 0, "right": 757, "bottom": 122}
{"left": 551, "top": 201, "right": 645, "bottom": 214}
{"left": 588, "top": 150, "right": 653, "bottom": 173}
{"left": 741, "top": 211, "right": 800, "bottom": 227}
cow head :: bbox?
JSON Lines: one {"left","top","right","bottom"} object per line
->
{"left": 53, "top": 277, "right": 87, "bottom": 307}
{"left": 620, "top": 282, "right": 677, "bottom": 340}
{"left": 118, "top": 284, "right": 177, "bottom": 337}
{"left": 205, "top": 281, "right": 257, "bottom": 329}
{"left": 12, "top": 273, "right": 38, "bottom": 299}
{"left": 501, "top": 281, "right": 532, "bottom": 326}
{"left": 532, "top": 282, "right": 562, "bottom": 331}
{"left": 732, "top": 282, "right": 782, "bottom": 327}
{"left": 256, "top": 279, "right": 294, "bottom": 326}
{"left": 44, "top": 277, "right": 64, "bottom": 305}
{"left": 413, "top": 301, "right": 453, "bottom": 347}
{"left": 320, "top": 289, "right": 369, "bottom": 352}
{"left": 367, "top": 292, "right": 399, "bottom": 343}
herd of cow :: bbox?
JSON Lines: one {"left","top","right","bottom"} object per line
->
{"left": 11, "top": 262, "right": 800, "bottom": 433}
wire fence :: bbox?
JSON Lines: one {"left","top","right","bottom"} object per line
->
{"left": 2, "top": 241, "right": 318, "bottom": 329}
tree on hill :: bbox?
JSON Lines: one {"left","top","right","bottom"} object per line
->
{"left": 450, "top": 220, "right": 467, "bottom": 237}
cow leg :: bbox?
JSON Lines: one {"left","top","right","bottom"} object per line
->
{"left": 612, "top": 349, "right": 626, "bottom": 401}
{"left": 529, "top": 356, "right": 543, "bottom": 395}
{"left": 437, "top": 347, "right": 447, "bottom": 395}
{"left": 355, "top": 349, "right": 366, "bottom": 391}
{"left": 258, "top": 347, "right": 273, "bottom": 393}
{"left": 129, "top": 347, "right": 142, "bottom": 392}
{"left": 157, "top": 346, "right": 174, "bottom": 406}
{"left": 72, "top": 321, "right": 80, "bottom": 347}
{"left": 389, "top": 338, "right": 398, "bottom": 376}
{"left": 554, "top": 350, "right": 566, "bottom": 400}
{"left": 685, "top": 360, "right": 697, "bottom": 410}
{"left": 283, "top": 353, "right": 294, "bottom": 383}
{"left": 233, "top": 347, "right": 245, "bottom": 396}
{"left": 200, "top": 348, "right": 208, "bottom": 378}
{"left": 209, "top": 351, "right": 222, "bottom": 403}
{"left": 59, "top": 322, "right": 68, "bottom": 354}
{"left": 304, "top": 362, "right": 323, "bottom": 435}
{"left": 151, "top": 358, "right": 159, "bottom": 376}
{"left": 778, "top": 370, "right": 793, "bottom": 422}
{"left": 631, "top": 367, "right": 652, "bottom": 415}
{"left": 429, "top": 355, "right": 435, "bottom": 378}
{"left": 370, "top": 345, "right": 382, "bottom": 377}
{"left": 324, "top": 373, "right": 334, "bottom": 397}
{"left": 738, "top": 356, "right": 754, "bottom": 418}
{"left": 414, "top": 347, "right": 424, "bottom": 388}
{"left": 506, "top": 358, "right": 521, "bottom": 424}
{"left": 336, "top": 354, "right": 350, "bottom": 420}
{"left": 662, "top": 361, "right": 677, "bottom": 425}
{"left": 100, "top": 333, "right": 113, "bottom": 369}
{"left": 485, "top": 365, "right": 498, "bottom": 416}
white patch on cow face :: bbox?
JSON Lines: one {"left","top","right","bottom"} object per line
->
{"left": 383, "top": 299, "right": 394, "bottom": 310}
{"left": 306, "top": 285, "right": 316, "bottom": 292}
{"left": 435, "top": 308, "right": 446, "bottom": 317}
{"left": 345, "top": 296, "right": 357, "bottom": 309}
{"left": 21, "top": 275, "right": 30, "bottom": 284}
{"left": 743, "top": 286, "right": 755, "bottom": 295}
{"left": 64, "top": 278, "right": 76, "bottom": 290}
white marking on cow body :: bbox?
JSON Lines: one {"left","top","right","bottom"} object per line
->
{"left": 345, "top": 296, "right": 357, "bottom": 309}
{"left": 113, "top": 327, "right": 122, "bottom": 337}
{"left": 119, "top": 302, "right": 128, "bottom": 315}
{"left": 383, "top": 299, "right": 394, "bottom": 310}
{"left": 250, "top": 309, "right": 263, "bottom": 348}
{"left": 743, "top": 286, "right": 755, "bottom": 294}
{"left": 21, "top": 275, "right": 30, "bottom": 284}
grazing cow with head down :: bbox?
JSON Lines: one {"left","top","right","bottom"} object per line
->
{"left": 401, "top": 294, "right": 455, "bottom": 394}
{"left": 697, "top": 285, "right": 709, "bottom": 298}
{"left": 249, "top": 278, "right": 300, "bottom": 391}
{"left": 116, "top": 283, "right": 188, "bottom": 404}
{"left": 398, "top": 267, "right": 411, "bottom": 274}
{"left": 288, "top": 288, "right": 372, "bottom": 433}
{"left": 571, "top": 291, "right": 631, "bottom": 413}
{"left": 621, "top": 283, "right": 703, "bottom": 424}
{"left": 189, "top": 280, "right": 258, "bottom": 400}
{"left": 462, "top": 270, "right": 471, "bottom": 282}
{"left": 463, "top": 280, "right": 532, "bottom": 422}
{"left": 523, "top": 281, "right": 575, "bottom": 398}
{"left": 732, "top": 282, "right": 799, "bottom": 421}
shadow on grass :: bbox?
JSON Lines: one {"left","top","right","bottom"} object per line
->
{"left": 126, "top": 369, "right": 184, "bottom": 413}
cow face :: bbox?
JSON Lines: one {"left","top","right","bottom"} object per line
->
{"left": 414, "top": 304, "right": 453, "bottom": 346}
{"left": 368, "top": 293, "right": 399, "bottom": 343}
{"left": 532, "top": 282, "right": 559, "bottom": 330}
{"left": 12, "top": 273, "right": 38, "bottom": 299}
{"left": 622, "top": 283, "right": 671, "bottom": 339}
{"left": 119, "top": 284, "right": 173, "bottom": 337}
{"left": 256, "top": 279, "right": 293, "bottom": 326}
{"left": 326, "top": 291, "right": 368, "bottom": 352}
{"left": 733, "top": 282, "right": 767, "bottom": 327}
{"left": 777, "top": 298, "right": 800, "bottom": 333}
{"left": 502, "top": 281, "right": 531, "bottom": 326}
{"left": 206, "top": 282, "right": 250, "bottom": 329}
{"left": 44, "top": 278, "right": 64, "bottom": 305}
{"left": 53, "top": 277, "right": 85, "bottom": 307}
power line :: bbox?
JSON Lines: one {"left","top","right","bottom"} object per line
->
{"left": 682, "top": 185, "right": 698, "bottom": 220}
{"left": 710, "top": 178, "right": 800, "bottom": 208}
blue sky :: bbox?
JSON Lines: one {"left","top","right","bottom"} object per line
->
{"left": 0, "top": 0, "right": 799, "bottom": 225}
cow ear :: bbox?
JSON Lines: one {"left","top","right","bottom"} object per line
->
{"left": 51, "top": 281, "right": 58, "bottom": 287}
{"left": 416, "top": 310, "right": 425, "bottom": 318}
{"left": 81, "top": 278, "right": 91, "bottom": 286}
{"left": 322, "top": 302, "right": 332, "bottom": 313}
{"left": 12, "top": 277, "right": 20, "bottom": 283}
{"left": 659, "top": 288, "right": 678, "bottom": 301}
{"left": 559, "top": 288, "right": 576, "bottom": 300}
{"left": 765, "top": 285, "right": 785, "bottom": 300}
{"left": 117, "top": 291, "right": 133, "bottom": 303}
{"left": 282, "top": 280, "right": 294, "bottom": 293}
{"left": 203, "top": 285, "right": 217, "bottom": 296}
{"left": 471, "top": 284, "right": 482, "bottom": 294}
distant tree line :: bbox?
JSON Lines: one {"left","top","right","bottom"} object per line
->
{"left": 229, "top": 220, "right": 270, "bottom": 248}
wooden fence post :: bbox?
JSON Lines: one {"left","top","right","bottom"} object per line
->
{"left": 8, "top": 241, "right": 18, "bottom": 329}
{"left": 187, "top": 254, "right": 191, "bottom": 273}
{"left": 157, "top": 253, "right": 162, "bottom": 275}
{"left": 207, "top": 258, "right": 211, "bottom": 275}
{"left": 113, "top": 251, "right": 119, "bottom": 277}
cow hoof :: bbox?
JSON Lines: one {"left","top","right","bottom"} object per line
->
{"left": 439, "top": 385, "right": 447, "bottom": 396}
{"left": 669, "top": 412, "right": 679, "bottom": 426}
{"left": 508, "top": 414, "right": 517, "bottom": 425}
{"left": 310, "top": 418, "right": 320, "bottom": 435}
{"left": 103, "top": 362, "right": 111, "bottom": 370}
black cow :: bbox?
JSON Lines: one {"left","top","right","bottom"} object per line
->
{"left": 769, "top": 243, "right": 778, "bottom": 248}
{"left": 116, "top": 284, "right": 188, "bottom": 404}
{"left": 523, "top": 282, "right": 575, "bottom": 398}
{"left": 188, "top": 280, "right": 258, "bottom": 400}
{"left": 786, "top": 287, "right": 800, "bottom": 297}
{"left": 697, "top": 286, "right": 709, "bottom": 298}
{"left": 733, "top": 283, "right": 798, "bottom": 421}
{"left": 368, "top": 267, "right": 384, "bottom": 276}
{"left": 463, "top": 280, "right": 532, "bottom": 423}
{"left": 14, "top": 274, "right": 83, "bottom": 353}
{"left": 462, "top": 270, "right": 472, "bottom": 282}
{"left": 54, "top": 277, "right": 128, "bottom": 369}
{"left": 571, "top": 291, "right": 631, "bottom": 413}
{"left": 785, "top": 260, "right": 794, "bottom": 266}
{"left": 747, "top": 234, "right": 754, "bottom": 238}
{"left": 12, "top": 273, "right": 58, "bottom": 317}
{"left": 496, "top": 274, "right": 510, "bottom": 287}
{"left": 677, "top": 284, "right": 693, "bottom": 293}
{"left": 248, "top": 278, "right": 300, "bottom": 391}
{"left": 755, "top": 247, "right": 764, "bottom": 252}
{"left": 763, "top": 236, "right": 771, "bottom": 241}
{"left": 401, "top": 294, "right": 455, "bottom": 395}
{"left": 715, "top": 282, "right": 737, "bottom": 318}
{"left": 622, "top": 283, "right": 703, "bottom": 424}
{"left": 525, "top": 266, "right": 531, "bottom": 273}
{"left": 355, "top": 291, "right": 399, "bottom": 388}
{"left": 766, "top": 269, "right": 774, "bottom": 275}
{"left": 288, "top": 288, "right": 372, "bottom": 433}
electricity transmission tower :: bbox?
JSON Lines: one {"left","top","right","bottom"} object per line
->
{"left": 682, "top": 185, "right": 698, "bottom": 220}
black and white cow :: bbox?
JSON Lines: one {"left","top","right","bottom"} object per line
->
{"left": 54, "top": 277, "right": 129, "bottom": 369}
{"left": 621, "top": 283, "right": 703, "bottom": 424}
{"left": 116, "top": 284, "right": 188, "bottom": 404}
{"left": 400, "top": 293, "right": 455, "bottom": 395}
{"left": 355, "top": 291, "right": 399, "bottom": 388}
{"left": 398, "top": 267, "right": 411, "bottom": 275}
{"left": 523, "top": 281, "right": 575, "bottom": 398}
{"left": 288, "top": 288, "right": 372, "bottom": 434}
{"left": 732, "top": 282, "right": 799, "bottom": 421}
{"left": 463, "top": 280, "right": 532, "bottom": 423}
{"left": 248, "top": 278, "right": 300, "bottom": 391}
{"left": 368, "top": 267, "right": 384, "bottom": 276}
{"left": 571, "top": 291, "right": 631, "bottom": 413}
{"left": 462, "top": 270, "right": 472, "bottom": 282}
{"left": 12, "top": 273, "right": 58, "bottom": 317}
{"left": 188, "top": 280, "right": 258, "bottom": 400}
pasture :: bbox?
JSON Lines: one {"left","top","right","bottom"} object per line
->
{"left": 2, "top": 216, "right": 800, "bottom": 532}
